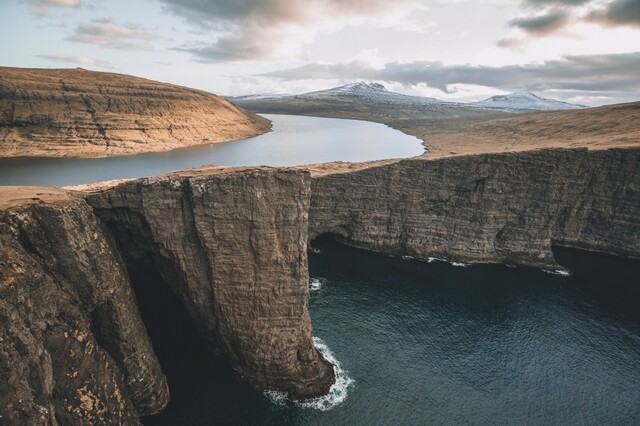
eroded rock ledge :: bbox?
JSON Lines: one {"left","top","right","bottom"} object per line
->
{"left": 1, "top": 147, "right": 639, "bottom": 424}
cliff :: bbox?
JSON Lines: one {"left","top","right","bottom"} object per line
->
{"left": 309, "top": 148, "right": 640, "bottom": 269}
{"left": 0, "top": 67, "right": 271, "bottom": 158}
{"left": 84, "top": 168, "right": 334, "bottom": 399}
{"left": 0, "top": 187, "right": 168, "bottom": 425}
{"left": 1, "top": 144, "right": 639, "bottom": 423}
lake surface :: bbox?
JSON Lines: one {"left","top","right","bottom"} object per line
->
{"left": 0, "top": 114, "right": 423, "bottom": 186}
{"left": 141, "top": 238, "right": 640, "bottom": 425}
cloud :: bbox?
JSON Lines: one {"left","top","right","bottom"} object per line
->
{"left": 587, "top": 0, "right": 640, "bottom": 28}
{"left": 262, "top": 51, "right": 640, "bottom": 95}
{"left": 525, "top": 0, "right": 589, "bottom": 5}
{"left": 35, "top": 54, "right": 113, "bottom": 69}
{"left": 508, "top": 9, "right": 571, "bottom": 35}
{"left": 22, "top": 0, "right": 81, "bottom": 16}
{"left": 159, "top": 0, "right": 425, "bottom": 61}
{"left": 68, "top": 19, "right": 158, "bottom": 51}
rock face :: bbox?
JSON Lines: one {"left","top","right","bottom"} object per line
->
{"left": 84, "top": 168, "right": 334, "bottom": 399}
{"left": 309, "top": 148, "right": 640, "bottom": 269}
{"left": 0, "top": 188, "right": 168, "bottom": 425}
{"left": 1, "top": 146, "right": 639, "bottom": 424}
{"left": 0, "top": 67, "right": 271, "bottom": 158}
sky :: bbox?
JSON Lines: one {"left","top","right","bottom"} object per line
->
{"left": 1, "top": 0, "right": 639, "bottom": 105}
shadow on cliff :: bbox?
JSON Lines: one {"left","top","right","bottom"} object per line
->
{"left": 123, "top": 258, "right": 273, "bottom": 425}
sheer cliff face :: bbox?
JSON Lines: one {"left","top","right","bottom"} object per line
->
{"left": 85, "top": 168, "right": 334, "bottom": 399}
{"left": 0, "top": 189, "right": 168, "bottom": 425}
{"left": 309, "top": 148, "right": 640, "bottom": 269}
{"left": 1, "top": 147, "right": 639, "bottom": 424}
{"left": 0, "top": 67, "right": 271, "bottom": 158}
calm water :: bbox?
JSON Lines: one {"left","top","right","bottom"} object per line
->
{"left": 0, "top": 114, "right": 423, "bottom": 186}
{"left": 142, "top": 239, "right": 640, "bottom": 425}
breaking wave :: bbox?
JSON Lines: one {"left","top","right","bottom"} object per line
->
{"left": 428, "top": 256, "right": 469, "bottom": 267}
{"left": 309, "top": 277, "right": 327, "bottom": 292}
{"left": 265, "top": 337, "right": 354, "bottom": 411}
{"left": 542, "top": 268, "right": 572, "bottom": 276}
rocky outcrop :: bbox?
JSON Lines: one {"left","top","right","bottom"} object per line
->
{"left": 0, "top": 188, "right": 168, "bottom": 425}
{"left": 309, "top": 148, "right": 640, "bottom": 269}
{"left": 0, "top": 67, "right": 271, "bottom": 158}
{"left": 84, "top": 168, "right": 334, "bottom": 398}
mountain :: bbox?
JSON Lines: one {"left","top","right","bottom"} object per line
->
{"left": 298, "top": 82, "right": 445, "bottom": 105}
{"left": 229, "top": 83, "right": 588, "bottom": 121}
{"left": 471, "top": 90, "right": 587, "bottom": 112}
{"left": 229, "top": 82, "right": 495, "bottom": 120}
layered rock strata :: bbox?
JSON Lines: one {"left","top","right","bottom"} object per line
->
{"left": 309, "top": 148, "right": 640, "bottom": 269}
{"left": 0, "top": 67, "right": 271, "bottom": 158}
{"left": 84, "top": 168, "right": 334, "bottom": 398}
{"left": 0, "top": 188, "right": 168, "bottom": 425}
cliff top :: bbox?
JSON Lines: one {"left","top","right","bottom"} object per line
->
{"left": 0, "top": 186, "right": 74, "bottom": 210}
{"left": 0, "top": 67, "right": 271, "bottom": 158}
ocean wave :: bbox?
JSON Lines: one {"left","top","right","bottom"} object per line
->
{"left": 542, "top": 268, "right": 572, "bottom": 276}
{"left": 309, "top": 277, "right": 327, "bottom": 291}
{"left": 265, "top": 337, "right": 354, "bottom": 411}
{"left": 428, "top": 256, "right": 469, "bottom": 267}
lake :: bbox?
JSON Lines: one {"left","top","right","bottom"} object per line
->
{"left": 141, "top": 238, "right": 640, "bottom": 425}
{"left": 0, "top": 114, "right": 424, "bottom": 186}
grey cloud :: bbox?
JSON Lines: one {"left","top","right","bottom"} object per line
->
{"left": 587, "top": 0, "right": 640, "bottom": 28}
{"left": 262, "top": 51, "right": 640, "bottom": 95}
{"left": 525, "top": 0, "right": 589, "bottom": 5}
{"left": 508, "top": 9, "right": 571, "bottom": 35}
{"left": 158, "top": 0, "right": 420, "bottom": 61}
{"left": 35, "top": 54, "right": 113, "bottom": 69}
{"left": 68, "top": 19, "right": 157, "bottom": 51}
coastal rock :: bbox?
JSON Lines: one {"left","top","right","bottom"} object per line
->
{"left": 0, "top": 188, "right": 168, "bottom": 425}
{"left": 85, "top": 168, "right": 335, "bottom": 399}
{"left": 309, "top": 148, "right": 640, "bottom": 269}
{"left": 0, "top": 67, "right": 271, "bottom": 158}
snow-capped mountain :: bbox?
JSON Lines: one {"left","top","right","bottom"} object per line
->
{"left": 471, "top": 91, "right": 586, "bottom": 112}
{"left": 228, "top": 83, "right": 589, "bottom": 120}
{"left": 300, "top": 82, "right": 446, "bottom": 106}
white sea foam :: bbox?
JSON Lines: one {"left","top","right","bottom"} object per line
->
{"left": 542, "top": 268, "right": 572, "bottom": 276}
{"left": 309, "top": 248, "right": 322, "bottom": 254}
{"left": 265, "top": 337, "right": 354, "bottom": 411}
{"left": 428, "top": 256, "right": 469, "bottom": 267}
{"left": 309, "top": 277, "right": 327, "bottom": 291}
{"left": 401, "top": 255, "right": 414, "bottom": 260}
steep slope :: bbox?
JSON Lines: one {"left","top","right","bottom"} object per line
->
{"left": 84, "top": 168, "right": 335, "bottom": 399}
{"left": 309, "top": 148, "right": 640, "bottom": 270}
{"left": 0, "top": 187, "right": 168, "bottom": 425}
{"left": 0, "top": 67, "right": 271, "bottom": 158}
{"left": 472, "top": 91, "right": 586, "bottom": 112}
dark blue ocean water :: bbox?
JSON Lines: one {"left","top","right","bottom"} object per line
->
{"left": 142, "top": 240, "right": 640, "bottom": 425}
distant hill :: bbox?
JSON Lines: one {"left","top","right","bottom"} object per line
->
{"left": 229, "top": 82, "right": 587, "bottom": 120}
{"left": 0, "top": 67, "right": 270, "bottom": 158}
{"left": 229, "top": 82, "right": 497, "bottom": 120}
{"left": 471, "top": 91, "right": 587, "bottom": 113}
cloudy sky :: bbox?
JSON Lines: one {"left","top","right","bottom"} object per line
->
{"left": 1, "top": 0, "right": 639, "bottom": 105}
